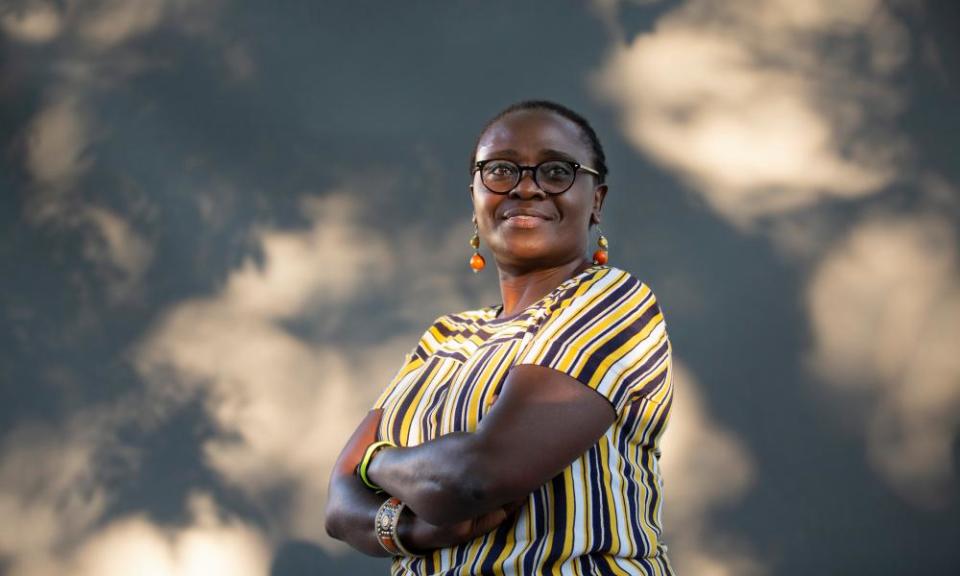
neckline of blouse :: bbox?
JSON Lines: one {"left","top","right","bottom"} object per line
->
{"left": 482, "top": 264, "right": 608, "bottom": 325}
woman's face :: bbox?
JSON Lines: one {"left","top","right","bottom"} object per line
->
{"left": 471, "top": 109, "right": 607, "bottom": 273}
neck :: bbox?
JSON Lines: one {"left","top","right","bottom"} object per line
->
{"left": 496, "top": 257, "right": 593, "bottom": 318}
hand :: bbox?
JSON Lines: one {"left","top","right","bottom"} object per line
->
{"left": 399, "top": 498, "right": 526, "bottom": 553}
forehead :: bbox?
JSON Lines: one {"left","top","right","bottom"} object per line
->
{"left": 476, "top": 109, "right": 590, "bottom": 161}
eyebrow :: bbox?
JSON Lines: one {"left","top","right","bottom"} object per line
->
{"left": 478, "top": 148, "right": 580, "bottom": 163}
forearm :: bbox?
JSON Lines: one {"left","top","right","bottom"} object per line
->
{"left": 367, "top": 432, "right": 511, "bottom": 525}
{"left": 325, "top": 409, "right": 394, "bottom": 556}
{"left": 325, "top": 473, "right": 393, "bottom": 557}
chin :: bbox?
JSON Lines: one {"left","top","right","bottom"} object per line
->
{"left": 495, "top": 248, "right": 563, "bottom": 271}
{"left": 497, "top": 236, "right": 547, "bottom": 257}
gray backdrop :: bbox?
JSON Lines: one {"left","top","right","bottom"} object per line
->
{"left": 2, "top": 1, "right": 958, "bottom": 574}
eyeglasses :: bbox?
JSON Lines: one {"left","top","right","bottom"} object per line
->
{"left": 473, "top": 159, "right": 601, "bottom": 195}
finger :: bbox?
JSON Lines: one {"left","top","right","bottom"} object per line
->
{"left": 503, "top": 498, "right": 526, "bottom": 515}
{"left": 473, "top": 508, "right": 508, "bottom": 534}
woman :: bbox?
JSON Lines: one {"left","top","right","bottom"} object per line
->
{"left": 325, "top": 100, "right": 674, "bottom": 575}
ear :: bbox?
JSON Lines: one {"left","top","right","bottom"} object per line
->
{"left": 591, "top": 184, "right": 608, "bottom": 225}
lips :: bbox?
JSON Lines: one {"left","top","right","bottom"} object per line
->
{"left": 501, "top": 207, "right": 554, "bottom": 221}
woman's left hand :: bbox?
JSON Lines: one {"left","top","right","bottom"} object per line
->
{"left": 400, "top": 498, "right": 525, "bottom": 554}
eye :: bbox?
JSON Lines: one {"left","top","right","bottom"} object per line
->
{"left": 539, "top": 161, "right": 573, "bottom": 180}
{"left": 483, "top": 161, "right": 518, "bottom": 179}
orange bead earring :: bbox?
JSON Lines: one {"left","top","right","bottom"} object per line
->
{"left": 592, "top": 225, "right": 609, "bottom": 265}
{"left": 469, "top": 220, "right": 485, "bottom": 273}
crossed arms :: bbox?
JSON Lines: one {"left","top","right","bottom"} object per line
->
{"left": 323, "top": 363, "right": 616, "bottom": 555}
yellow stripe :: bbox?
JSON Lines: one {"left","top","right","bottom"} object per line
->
{"left": 490, "top": 513, "right": 517, "bottom": 575}
{"left": 545, "top": 275, "right": 642, "bottom": 375}
{"left": 373, "top": 353, "right": 421, "bottom": 418}
{"left": 371, "top": 268, "right": 674, "bottom": 574}
{"left": 527, "top": 272, "right": 613, "bottom": 365}
{"left": 469, "top": 528, "right": 497, "bottom": 575}
{"left": 464, "top": 343, "right": 512, "bottom": 431}
{"left": 596, "top": 437, "right": 621, "bottom": 554}
{"left": 560, "top": 466, "right": 576, "bottom": 560}
{"left": 584, "top": 308, "right": 662, "bottom": 391}
{"left": 602, "top": 554, "right": 633, "bottom": 576}
{"left": 629, "top": 357, "right": 670, "bottom": 405}
{"left": 609, "top": 422, "right": 639, "bottom": 558}
{"left": 398, "top": 360, "right": 453, "bottom": 445}
{"left": 636, "top": 400, "right": 667, "bottom": 550}
{"left": 578, "top": 446, "right": 592, "bottom": 552}
{"left": 567, "top": 289, "right": 647, "bottom": 376}
{"left": 537, "top": 479, "right": 556, "bottom": 568}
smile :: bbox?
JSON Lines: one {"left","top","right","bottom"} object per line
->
{"left": 501, "top": 208, "right": 555, "bottom": 230}
{"left": 503, "top": 214, "right": 551, "bottom": 229}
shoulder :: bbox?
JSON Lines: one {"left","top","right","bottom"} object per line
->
{"left": 558, "top": 265, "right": 662, "bottom": 316}
{"left": 410, "top": 307, "right": 491, "bottom": 359}
{"left": 425, "top": 306, "right": 492, "bottom": 334}
{"left": 592, "top": 265, "right": 656, "bottom": 293}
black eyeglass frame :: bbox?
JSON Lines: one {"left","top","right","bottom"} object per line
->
{"left": 473, "top": 159, "right": 602, "bottom": 195}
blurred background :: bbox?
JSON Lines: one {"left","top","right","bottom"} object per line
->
{"left": 2, "top": 0, "right": 958, "bottom": 574}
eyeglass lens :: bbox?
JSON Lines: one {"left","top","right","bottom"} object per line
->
{"left": 481, "top": 160, "right": 577, "bottom": 194}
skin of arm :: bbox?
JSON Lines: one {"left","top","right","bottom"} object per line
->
{"left": 324, "top": 409, "right": 519, "bottom": 556}
{"left": 367, "top": 363, "right": 616, "bottom": 526}
{"left": 324, "top": 410, "right": 394, "bottom": 556}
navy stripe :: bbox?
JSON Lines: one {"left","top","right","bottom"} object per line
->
{"left": 390, "top": 356, "right": 440, "bottom": 442}
{"left": 593, "top": 554, "right": 618, "bottom": 576}
{"left": 565, "top": 286, "right": 650, "bottom": 376}
{"left": 617, "top": 408, "right": 647, "bottom": 557}
{"left": 473, "top": 348, "right": 513, "bottom": 426}
{"left": 419, "top": 383, "right": 448, "bottom": 442}
{"left": 632, "top": 368, "right": 667, "bottom": 403}
{"left": 521, "top": 488, "right": 547, "bottom": 574}
{"left": 430, "top": 318, "right": 453, "bottom": 337}
{"left": 450, "top": 344, "right": 498, "bottom": 431}
{"left": 379, "top": 268, "right": 673, "bottom": 574}
{"left": 578, "top": 554, "right": 594, "bottom": 575}
{"left": 587, "top": 445, "right": 607, "bottom": 552}
{"left": 541, "top": 474, "right": 568, "bottom": 572}
{"left": 412, "top": 343, "right": 428, "bottom": 361}
{"left": 477, "top": 512, "right": 513, "bottom": 574}
{"left": 621, "top": 338, "right": 668, "bottom": 391}
{"left": 432, "top": 349, "right": 469, "bottom": 362}
{"left": 538, "top": 277, "right": 627, "bottom": 366}
{"left": 579, "top": 295, "right": 659, "bottom": 385}
{"left": 540, "top": 277, "right": 635, "bottom": 366}
{"left": 644, "top": 399, "right": 671, "bottom": 532}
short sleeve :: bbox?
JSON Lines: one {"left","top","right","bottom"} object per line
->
{"left": 371, "top": 314, "right": 448, "bottom": 410}
{"left": 515, "top": 270, "right": 672, "bottom": 414}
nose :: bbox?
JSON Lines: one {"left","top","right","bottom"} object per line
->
{"left": 509, "top": 167, "right": 547, "bottom": 199}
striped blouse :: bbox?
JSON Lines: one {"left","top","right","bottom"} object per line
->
{"left": 373, "top": 265, "right": 674, "bottom": 575}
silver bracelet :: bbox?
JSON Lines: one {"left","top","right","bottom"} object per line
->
{"left": 374, "top": 497, "right": 420, "bottom": 557}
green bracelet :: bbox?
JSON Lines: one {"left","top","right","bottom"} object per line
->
{"left": 358, "top": 440, "right": 396, "bottom": 492}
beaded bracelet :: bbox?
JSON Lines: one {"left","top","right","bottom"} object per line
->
{"left": 357, "top": 440, "right": 396, "bottom": 492}
{"left": 375, "top": 496, "right": 419, "bottom": 557}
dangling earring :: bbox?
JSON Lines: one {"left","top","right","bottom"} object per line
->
{"left": 469, "top": 219, "right": 485, "bottom": 273}
{"left": 593, "top": 225, "right": 609, "bottom": 265}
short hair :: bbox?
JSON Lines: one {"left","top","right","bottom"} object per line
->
{"left": 470, "top": 100, "right": 608, "bottom": 184}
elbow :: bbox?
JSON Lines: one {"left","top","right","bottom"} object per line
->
{"left": 324, "top": 515, "right": 340, "bottom": 541}
{"left": 323, "top": 501, "right": 344, "bottom": 541}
